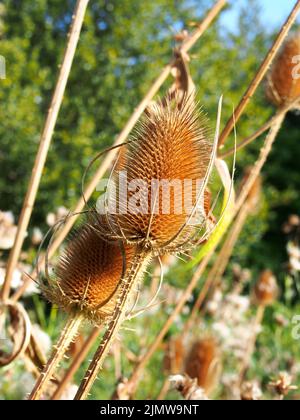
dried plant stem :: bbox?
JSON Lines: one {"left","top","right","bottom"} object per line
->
{"left": 218, "top": 0, "right": 300, "bottom": 149}
{"left": 74, "top": 254, "right": 149, "bottom": 400}
{"left": 157, "top": 378, "right": 171, "bottom": 400}
{"left": 117, "top": 251, "right": 214, "bottom": 399}
{"left": 185, "top": 201, "right": 252, "bottom": 332}
{"left": 0, "top": 0, "right": 89, "bottom": 302}
{"left": 29, "top": 313, "right": 83, "bottom": 400}
{"left": 238, "top": 304, "right": 265, "bottom": 386}
{"left": 51, "top": 327, "right": 100, "bottom": 400}
{"left": 184, "top": 115, "right": 286, "bottom": 334}
{"left": 219, "top": 94, "right": 300, "bottom": 159}
{"left": 119, "top": 114, "right": 286, "bottom": 399}
{"left": 12, "top": 0, "right": 227, "bottom": 302}
{"left": 235, "top": 114, "right": 285, "bottom": 211}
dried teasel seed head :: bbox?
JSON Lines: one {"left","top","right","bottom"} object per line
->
{"left": 266, "top": 31, "right": 300, "bottom": 108}
{"left": 253, "top": 270, "right": 279, "bottom": 307}
{"left": 108, "top": 96, "right": 213, "bottom": 251}
{"left": 42, "top": 224, "right": 134, "bottom": 324}
{"left": 184, "top": 338, "right": 221, "bottom": 396}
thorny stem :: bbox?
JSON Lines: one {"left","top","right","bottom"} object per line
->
{"left": 0, "top": 0, "right": 90, "bottom": 302}
{"left": 217, "top": 0, "right": 300, "bottom": 149}
{"left": 51, "top": 327, "right": 100, "bottom": 400}
{"left": 12, "top": 0, "right": 227, "bottom": 302}
{"left": 117, "top": 252, "right": 214, "bottom": 399}
{"left": 238, "top": 304, "right": 265, "bottom": 386}
{"left": 118, "top": 113, "right": 286, "bottom": 399}
{"left": 74, "top": 253, "right": 149, "bottom": 400}
{"left": 29, "top": 313, "right": 83, "bottom": 400}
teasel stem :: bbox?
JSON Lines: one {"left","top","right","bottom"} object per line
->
{"left": 0, "top": 0, "right": 89, "bottom": 302}
{"left": 74, "top": 251, "right": 150, "bottom": 400}
{"left": 157, "top": 378, "right": 171, "bottom": 400}
{"left": 116, "top": 113, "right": 286, "bottom": 399}
{"left": 219, "top": 94, "right": 300, "bottom": 159}
{"left": 184, "top": 116, "right": 286, "bottom": 334}
{"left": 114, "top": 251, "right": 215, "bottom": 400}
{"left": 218, "top": 0, "right": 300, "bottom": 149}
{"left": 11, "top": 0, "right": 227, "bottom": 302}
{"left": 29, "top": 313, "right": 84, "bottom": 400}
{"left": 184, "top": 201, "right": 253, "bottom": 334}
{"left": 238, "top": 304, "right": 265, "bottom": 386}
{"left": 51, "top": 327, "right": 100, "bottom": 400}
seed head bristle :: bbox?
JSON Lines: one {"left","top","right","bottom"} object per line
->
{"left": 266, "top": 31, "right": 300, "bottom": 108}
{"left": 254, "top": 270, "right": 278, "bottom": 306}
{"left": 184, "top": 338, "right": 221, "bottom": 396}
{"left": 109, "top": 95, "right": 212, "bottom": 249}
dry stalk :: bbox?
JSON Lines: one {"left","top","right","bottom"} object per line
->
{"left": 116, "top": 112, "right": 286, "bottom": 399}
{"left": 0, "top": 0, "right": 90, "bottom": 302}
{"left": 217, "top": 0, "right": 300, "bottom": 149}
{"left": 11, "top": 0, "right": 227, "bottom": 301}
{"left": 29, "top": 313, "right": 84, "bottom": 400}
{"left": 219, "top": 94, "right": 300, "bottom": 159}
{"left": 184, "top": 199, "right": 253, "bottom": 332}
{"left": 51, "top": 327, "right": 100, "bottom": 400}
{"left": 238, "top": 304, "right": 265, "bottom": 386}
{"left": 74, "top": 253, "right": 149, "bottom": 400}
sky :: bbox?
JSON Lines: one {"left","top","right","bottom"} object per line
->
{"left": 221, "top": 0, "right": 300, "bottom": 31}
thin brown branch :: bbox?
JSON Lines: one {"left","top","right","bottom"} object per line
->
{"left": 218, "top": 0, "right": 300, "bottom": 149}
{"left": 0, "top": 0, "right": 90, "bottom": 302}
{"left": 184, "top": 201, "right": 252, "bottom": 334}
{"left": 219, "top": 94, "right": 300, "bottom": 159}
{"left": 12, "top": 0, "right": 227, "bottom": 302}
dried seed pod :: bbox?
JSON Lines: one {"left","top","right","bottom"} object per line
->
{"left": 42, "top": 223, "right": 134, "bottom": 324}
{"left": 254, "top": 270, "right": 278, "bottom": 307}
{"left": 108, "top": 96, "right": 213, "bottom": 252}
{"left": 266, "top": 32, "right": 300, "bottom": 108}
{"left": 184, "top": 338, "right": 221, "bottom": 396}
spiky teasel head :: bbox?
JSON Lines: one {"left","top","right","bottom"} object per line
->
{"left": 184, "top": 337, "right": 221, "bottom": 396}
{"left": 106, "top": 95, "right": 213, "bottom": 255}
{"left": 253, "top": 270, "right": 279, "bottom": 307}
{"left": 266, "top": 31, "right": 300, "bottom": 109}
{"left": 41, "top": 223, "right": 134, "bottom": 324}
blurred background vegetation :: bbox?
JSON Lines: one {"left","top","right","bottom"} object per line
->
{"left": 0, "top": 0, "right": 299, "bottom": 400}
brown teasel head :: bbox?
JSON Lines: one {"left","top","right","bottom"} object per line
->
{"left": 184, "top": 337, "right": 221, "bottom": 396}
{"left": 41, "top": 223, "right": 134, "bottom": 324}
{"left": 266, "top": 31, "right": 300, "bottom": 108}
{"left": 254, "top": 270, "right": 279, "bottom": 307}
{"left": 106, "top": 95, "right": 213, "bottom": 252}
